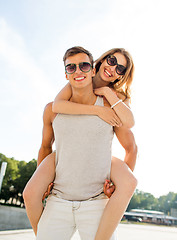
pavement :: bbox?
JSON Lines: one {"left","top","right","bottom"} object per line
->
{"left": 0, "top": 223, "right": 177, "bottom": 240}
{"left": 0, "top": 229, "right": 80, "bottom": 240}
{"left": 0, "top": 229, "right": 35, "bottom": 240}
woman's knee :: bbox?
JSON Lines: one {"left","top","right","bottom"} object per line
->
{"left": 128, "top": 173, "right": 138, "bottom": 192}
{"left": 23, "top": 180, "right": 42, "bottom": 203}
{"left": 23, "top": 184, "right": 32, "bottom": 202}
{"left": 113, "top": 174, "right": 137, "bottom": 200}
{"left": 111, "top": 158, "right": 138, "bottom": 194}
{"left": 121, "top": 171, "right": 138, "bottom": 200}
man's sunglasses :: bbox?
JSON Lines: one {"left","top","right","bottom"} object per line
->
{"left": 106, "top": 55, "right": 126, "bottom": 75}
{"left": 65, "top": 62, "right": 92, "bottom": 74}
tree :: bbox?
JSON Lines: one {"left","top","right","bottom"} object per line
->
{"left": 128, "top": 190, "right": 159, "bottom": 211}
{"left": 158, "top": 192, "right": 177, "bottom": 214}
{"left": 14, "top": 159, "right": 37, "bottom": 196}
{"left": 1, "top": 153, "right": 177, "bottom": 212}
{"left": 0, "top": 153, "right": 37, "bottom": 206}
{"left": 127, "top": 189, "right": 141, "bottom": 211}
{"left": 0, "top": 154, "right": 19, "bottom": 202}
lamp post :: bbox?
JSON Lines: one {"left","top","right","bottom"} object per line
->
{"left": 0, "top": 162, "right": 7, "bottom": 193}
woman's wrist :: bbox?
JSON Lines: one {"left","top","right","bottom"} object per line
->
{"left": 103, "top": 87, "right": 113, "bottom": 98}
{"left": 103, "top": 87, "right": 121, "bottom": 105}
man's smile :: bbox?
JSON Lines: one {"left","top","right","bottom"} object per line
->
{"left": 74, "top": 76, "right": 86, "bottom": 81}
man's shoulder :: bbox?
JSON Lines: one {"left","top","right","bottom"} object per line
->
{"left": 43, "top": 102, "right": 56, "bottom": 122}
{"left": 44, "top": 102, "right": 53, "bottom": 112}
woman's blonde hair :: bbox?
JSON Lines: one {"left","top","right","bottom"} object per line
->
{"left": 94, "top": 48, "right": 134, "bottom": 99}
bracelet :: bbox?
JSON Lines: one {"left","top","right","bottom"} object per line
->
{"left": 111, "top": 99, "right": 122, "bottom": 109}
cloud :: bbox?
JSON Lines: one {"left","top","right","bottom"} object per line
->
{"left": 0, "top": 18, "right": 58, "bottom": 161}
{"left": 0, "top": 18, "right": 56, "bottom": 101}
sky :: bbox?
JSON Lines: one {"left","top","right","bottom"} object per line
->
{"left": 0, "top": 0, "right": 177, "bottom": 197}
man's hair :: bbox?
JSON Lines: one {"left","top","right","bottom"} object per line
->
{"left": 63, "top": 46, "right": 94, "bottom": 67}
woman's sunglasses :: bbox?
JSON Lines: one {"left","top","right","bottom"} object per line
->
{"left": 106, "top": 55, "right": 126, "bottom": 75}
{"left": 65, "top": 62, "right": 92, "bottom": 74}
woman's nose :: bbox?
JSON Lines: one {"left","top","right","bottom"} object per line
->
{"left": 109, "top": 65, "right": 117, "bottom": 73}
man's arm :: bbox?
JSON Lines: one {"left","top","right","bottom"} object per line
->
{"left": 37, "top": 102, "right": 55, "bottom": 166}
{"left": 114, "top": 126, "right": 138, "bottom": 171}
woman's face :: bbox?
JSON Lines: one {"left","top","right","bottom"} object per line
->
{"left": 99, "top": 52, "right": 127, "bottom": 83}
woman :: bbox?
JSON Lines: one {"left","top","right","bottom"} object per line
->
{"left": 23, "top": 48, "right": 137, "bottom": 239}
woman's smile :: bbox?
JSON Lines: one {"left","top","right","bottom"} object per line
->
{"left": 104, "top": 68, "right": 113, "bottom": 78}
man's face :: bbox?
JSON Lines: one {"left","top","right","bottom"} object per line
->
{"left": 65, "top": 53, "right": 95, "bottom": 89}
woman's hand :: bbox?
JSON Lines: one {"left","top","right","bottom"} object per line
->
{"left": 97, "top": 106, "right": 122, "bottom": 127}
{"left": 94, "top": 87, "right": 111, "bottom": 97}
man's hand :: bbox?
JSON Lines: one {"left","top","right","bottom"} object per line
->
{"left": 42, "top": 182, "right": 54, "bottom": 201}
{"left": 103, "top": 179, "right": 115, "bottom": 198}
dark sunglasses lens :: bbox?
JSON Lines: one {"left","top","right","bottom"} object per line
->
{"left": 65, "top": 64, "right": 76, "bottom": 74}
{"left": 116, "top": 65, "right": 126, "bottom": 75}
{"left": 79, "top": 62, "right": 91, "bottom": 72}
{"left": 107, "top": 56, "right": 117, "bottom": 66}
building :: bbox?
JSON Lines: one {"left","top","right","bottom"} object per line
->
{"left": 123, "top": 209, "right": 177, "bottom": 226}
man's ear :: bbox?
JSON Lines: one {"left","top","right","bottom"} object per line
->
{"left": 65, "top": 72, "right": 69, "bottom": 80}
{"left": 92, "top": 67, "right": 96, "bottom": 77}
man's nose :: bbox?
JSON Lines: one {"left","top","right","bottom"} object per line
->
{"left": 75, "top": 65, "right": 82, "bottom": 74}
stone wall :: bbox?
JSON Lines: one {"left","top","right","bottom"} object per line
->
{"left": 0, "top": 205, "right": 31, "bottom": 231}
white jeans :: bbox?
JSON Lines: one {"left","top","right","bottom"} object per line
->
{"left": 37, "top": 194, "right": 117, "bottom": 240}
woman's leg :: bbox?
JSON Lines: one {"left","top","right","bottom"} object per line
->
{"left": 95, "top": 157, "right": 138, "bottom": 240}
{"left": 23, "top": 152, "right": 56, "bottom": 235}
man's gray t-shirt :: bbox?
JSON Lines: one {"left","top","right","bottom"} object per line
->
{"left": 52, "top": 96, "right": 114, "bottom": 201}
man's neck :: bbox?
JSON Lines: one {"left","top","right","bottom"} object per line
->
{"left": 93, "top": 72, "right": 109, "bottom": 89}
{"left": 70, "top": 85, "right": 97, "bottom": 105}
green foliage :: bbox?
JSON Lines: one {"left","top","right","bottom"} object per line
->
{"left": 157, "top": 192, "right": 177, "bottom": 214}
{"left": 128, "top": 189, "right": 177, "bottom": 214}
{"left": 0, "top": 153, "right": 37, "bottom": 206}
{"left": 0, "top": 152, "right": 177, "bottom": 212}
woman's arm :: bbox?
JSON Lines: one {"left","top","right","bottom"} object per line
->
{"left": 94, "top": 87, "right": 135, "bottom": 128}
{"left": 52, "top": 84, "right": 122, "bottom": 127}
{"left": 53, "top": 83, "right": 101, "bottom": 115}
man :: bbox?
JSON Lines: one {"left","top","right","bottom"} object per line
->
{"left": 24, "top": 47, "right": 137, "bottom": 240}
